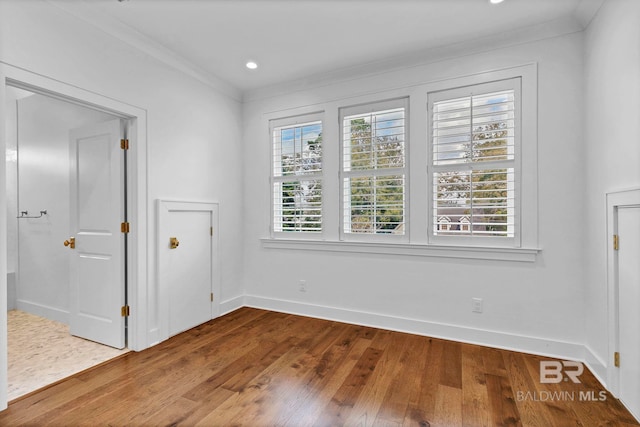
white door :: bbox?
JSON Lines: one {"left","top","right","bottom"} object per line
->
{"left": 158, "top": 201, "right": 219, "bottom": 338}
{"left": 68, "top": 119, "right": 125, "bottom": 349}
{"left": 618, "top": 206, "right": 640, "bottom": 420}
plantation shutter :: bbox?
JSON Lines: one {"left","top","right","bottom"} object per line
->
{"left": 430, "top": 79, "right": 519, "bottom": 238}
{"left": 271, "top": 115, "right": 323, "bottom": 233}
{"left": 341, "top": 99, "right": 408, "bottom": 236}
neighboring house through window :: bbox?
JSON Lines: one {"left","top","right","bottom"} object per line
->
{"left": 429, "top": 78, "right": 520, "bottom": 244}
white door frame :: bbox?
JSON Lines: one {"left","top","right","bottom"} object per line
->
{"left": 606, "top": 187, "right": 640, "bottom": 396}
{"left": 0, "top": 63, "right": 148, "bottom": 409}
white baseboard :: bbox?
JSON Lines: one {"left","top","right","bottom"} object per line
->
{"left": 244, "top": 294, "right": 596, "bottom": 374}
{"left": 583, "top": 345, "right": 608, "bottom": 388}
{"left": 219, "top": 295, "right": 244, "bottom": 316}
{"left": 147, "top": 328, "right": 160, "bottom": 347}
{"left": 15, "top": 300, "right": 69, "bottom": 325}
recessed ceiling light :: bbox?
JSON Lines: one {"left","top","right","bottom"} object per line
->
{"left": 246, "top": 61, "right": 258, "bottom": 70}
{"left": 490, "top": 0, "right": 504, "bottom": 3}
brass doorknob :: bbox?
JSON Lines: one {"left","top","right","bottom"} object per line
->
{"left": 63, "top": 237, "right": 75, "bottom": 249}
{"left": 170, "top": 237, "right": 179, "bottom": 249}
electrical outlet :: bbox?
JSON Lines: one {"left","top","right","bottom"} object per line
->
{"left": 472, "top": 297, "right": 483, "bottom": 313}
{"left": 299, "top": 280, "right": 307, "bottom": 292}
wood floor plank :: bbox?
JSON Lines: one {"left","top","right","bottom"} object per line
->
{"left": 268, "top": 322, "right": 358, "bottom": 426}
{"left": 274, "top": 323, "right": 379, "bottom": 426}
{"left": 404, "top": 337, "right": 445, "bottom": 426}
{"left": 483, "top": 347, "right": 509, "bottom": 378}
{"left": 0, "top": 378, "right": 88, "bottom": 425}
{"left": 485, "top": 373, "right": 522, "bottom": 427}
{"left": 461, "top": 343, "right": 491, "bottom": 427}
{"left": 441, "top": 340, "right": 463, "bottom": 389}
{"left": 340, "top": 330, "right": 401, "bottom": 426}
{"left": 521, "top": 354, "right": 585, "bottom": 425}
{"left": 289, "top": 337, "right": 373, "bottom": 426}
{"left": 0, "top": 308, "right": 637, "bottom": 427}
{"left": 504, "top": 352, "right": 558, "bottom": 427}
{"left": 193, "top": 345, "right": 309, "bottom": 426}
{"left": 138, "top": 396, "right": 200, "bottom": 425}
{"left": 373, "top": 334, "right": 425, "bottom": 426}
{"left": 158, "top": 386, "right": 237, "bottom": 426}
{"left": 432, "top": 384, "right": 463, "bottom": 426}
{"left": 317, "top": 345, "right": 384, "bottom": 425}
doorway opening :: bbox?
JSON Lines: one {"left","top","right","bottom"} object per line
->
{"left": 5, "top": 85, "right": 131, "bottom": 400}
{"left": 1, "top": 66, "right": 147, "bottom": 411}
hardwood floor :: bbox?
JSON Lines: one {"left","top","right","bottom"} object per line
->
{"left": 0, "top": 307, "right": 637, "bottom": 426}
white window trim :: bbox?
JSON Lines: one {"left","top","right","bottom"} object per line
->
{"left": 339, "top": 97, "right": 410, "bottom": 242}
{"left": 270, "top": 111, "right": 325, "bottom": 239}
{"left": 261, "top": 238, "right": 539, "bottom": 262}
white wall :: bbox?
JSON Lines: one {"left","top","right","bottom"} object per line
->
{"left": 242, "top": 32, "right": 587, "bottom": 360}
{"left": 0, "top": 0, "right": 244, "bottom": 345}
{"left": 13, "top": 93, "right": 115, "bottom": 323}
{"left": 584, "top": 0, "right": 640, "bottom": 370}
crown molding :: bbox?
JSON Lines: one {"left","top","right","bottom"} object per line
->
{"left": 46, "top": 0, "right": 242, "bottom": 102}
{"left": 574, "top": 0, "right": 605, "bottom": 28}
{"left": 243, "top": 15, "right": 583, "bottom": 103}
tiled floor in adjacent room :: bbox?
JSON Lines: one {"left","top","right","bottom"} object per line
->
{"left": 7, "top": 310, "right": 129, "bottom": 401}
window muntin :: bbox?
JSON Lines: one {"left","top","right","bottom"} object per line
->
{"left": 341, "top": 101, "right": 407, "bottom": 236}
{"left": 272, "top": 118, "right": 323, "bottom": 233}
{"left": 430, "top": 80, "right": 519, "bottom": 241}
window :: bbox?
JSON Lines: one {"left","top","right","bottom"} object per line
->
{"left": 341, "top": 99, "right": 408, "bottom": 237}
{"left": 265, "top": 66, "right": 537, "bottom": 260}
{"left": 429, "top": 79, "right": 520, "bottom": 244}
{"left": 271, "top": 114, "right": 323, "bottom": 234}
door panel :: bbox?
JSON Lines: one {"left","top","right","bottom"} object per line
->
{"left": 158, "top": 201, "right": 218, "bottom": 339}
{"left": 618, "top": 206, "right": 640, "bottom": 420}
{"left": 167, "top": 210, "right": 211, "bottom": 336}
{"left": 69, "top": 119, "right": 125, "bottom": 349}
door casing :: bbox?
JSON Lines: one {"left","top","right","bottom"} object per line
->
{"left": 0, "top": 63, "right": 148, "bottom": 410}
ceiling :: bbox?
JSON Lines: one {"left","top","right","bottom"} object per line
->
{"left": 52, "top": 0, "right": 602, "bottom": 95}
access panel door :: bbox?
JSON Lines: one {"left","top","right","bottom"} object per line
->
{"left": 158, "top": 201, "right": 219, "bottom": 338}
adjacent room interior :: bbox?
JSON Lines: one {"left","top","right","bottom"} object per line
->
{"left": 1, "top": 0, "right": 639, "bottom": 424}
{"left": 5, "top": 86, "right": 130, "bottom": 400}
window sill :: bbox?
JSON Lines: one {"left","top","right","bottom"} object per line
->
{"left": 261, "top": 238, "right": 540, "bottom": 262}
